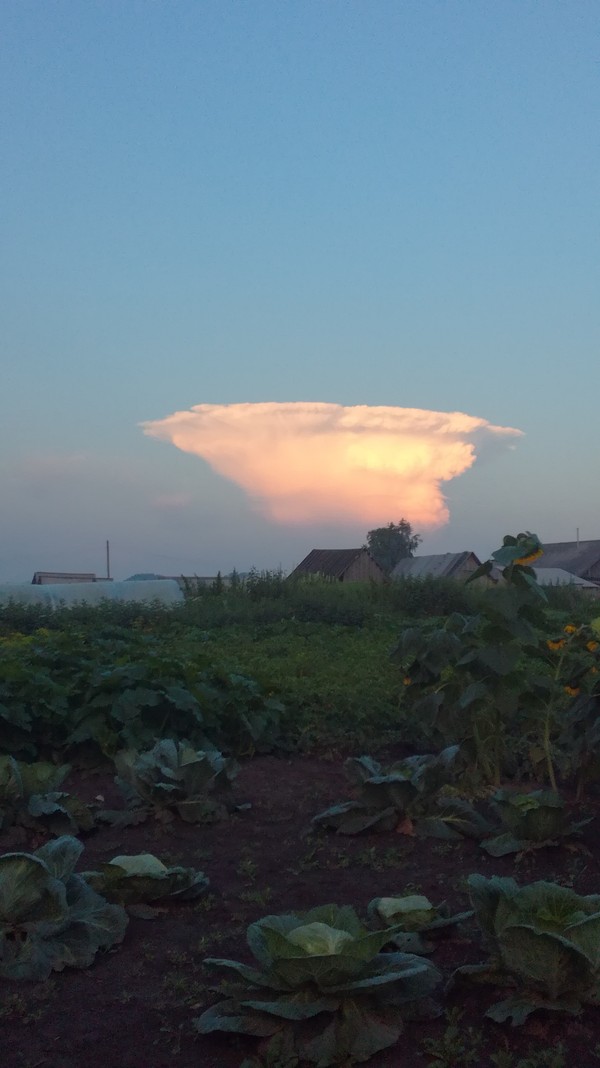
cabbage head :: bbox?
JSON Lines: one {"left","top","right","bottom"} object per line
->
{"left": 0, "top": 836, "right": 128, "bottom": 980}
{"left": 195, "top": 903, "right": 441, "bottom": 1065}
{"left": 367, "top": 893, "right": 472, "bottom": 955}
{"left": 454, "top": 874, "right": 600, "bottom": 1024}
{"left": 82, "top": 852, "right": 209, "bottom": 905}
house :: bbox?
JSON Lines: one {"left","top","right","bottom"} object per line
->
{"left": 533, "top": 541, "right": 600, "bottom": 584}
{"left": 391, "top": 551, "right": 482, "bottom": 583}
{"left": 289, "top": 548, "right": 385, "bottom": 583}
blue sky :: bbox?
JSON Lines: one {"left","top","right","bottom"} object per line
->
{"left": 1, "top": 1, "right": 598, "bottom": 581}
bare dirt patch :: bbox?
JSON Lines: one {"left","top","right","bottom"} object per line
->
{"left": 3, "top": 754, "right": 600, "bottom": 1068}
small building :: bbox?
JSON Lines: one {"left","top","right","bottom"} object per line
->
{"left": 533, "top": 541, "right": 600, "bottom": 584}
{"left": 533, "top": 566, "right": 600, "bottom": 597}
{"left": 391, "top": 551, "right": 481, "bottom": 583}
{"left": 289, "top": 548, "right": 385, "bottom": 583}
{"left": 32, "top": 571, "right": 101, "bottom": 584}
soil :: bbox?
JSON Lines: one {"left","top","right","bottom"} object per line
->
{"left": 3, "top": 753, "right": 600, "bottom": 1068}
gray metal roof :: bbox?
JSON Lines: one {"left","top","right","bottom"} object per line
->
{"left": 391, "top": 552, "right": 479, "bottom": 579}
{"left": 533, "top": 567, "right": 599, "bottom": 588}
{"left": 534, "top": 541, "right": 600, "bottom": 578}
{"left": 290, "top": 548, "right": 379, "bottom": 579}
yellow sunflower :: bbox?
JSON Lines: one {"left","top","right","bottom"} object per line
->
{"left": 514, "top": 548, "right": 543, "bottom": 566}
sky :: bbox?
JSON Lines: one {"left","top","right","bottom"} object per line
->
{"left": 1, "top": 1, "right": 598, "bottom": 582}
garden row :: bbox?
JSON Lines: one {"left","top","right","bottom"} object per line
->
{"left": 3, "top": 730, "right": 600, "bottom": 1066}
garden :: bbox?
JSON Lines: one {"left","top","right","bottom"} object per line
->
{"left": 2, "top": 534, "right": 600, "bottom": 1068}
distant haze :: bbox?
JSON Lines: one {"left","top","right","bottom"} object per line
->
{"left": 142, "top": 402, "right": 522, "bottom": 529}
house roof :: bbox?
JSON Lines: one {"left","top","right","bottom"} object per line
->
{"left": 32, "top": 571, "right": 98, "bottom": 584}
{"left": 391, "top": 552, "right": 479, "bottom": 580}
{"left": 290, "top": 548, "right": 379, "bottom": 579}
{"left": 534, "top": 541, "right": 600, "bottom": 577}
{"left": 533, "top": 567, "right": 599, "bottom": 589}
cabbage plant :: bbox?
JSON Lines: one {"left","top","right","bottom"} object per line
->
{"left": 112, "top": 739, "right": 239, "bottom": 823}
{"left": 82, "top": 852, "right": 209, "bottom": 905}
{"left": 312, "top": 747, "right": 488, "bottom": 838}
{"left": 367, "top": 893, "right": 473, "bottom": 955}
{"left": 480, "top": 789, "right": 591, "bottom": 857}
{"left": 0, "top": 756, "right": 94, "bottom": 835}
{"left": 476, "top": 794, "right": 589, "bottom": 858}
{"left": 454, "top": 874, "right": 600, "bottom": 1024}
{"left": 195, "top": 903, "right": 441, "bottom": 1065}
{"left": 0, "top": 836, "right": 128, "bottom": 980}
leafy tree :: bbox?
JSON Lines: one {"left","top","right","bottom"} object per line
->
{"left": 365, "top": 520, "right": 421, "bottom": 574}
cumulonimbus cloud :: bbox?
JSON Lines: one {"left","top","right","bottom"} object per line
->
{"left": 141, "top": 402, "right": 522, "bottom": 527}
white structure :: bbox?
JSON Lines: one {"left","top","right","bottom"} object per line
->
{"left": 0, "top": 579, "right": 184, "bottom": 608}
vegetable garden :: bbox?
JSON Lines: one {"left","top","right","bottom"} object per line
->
{"left": 2, "top": 534, "right": 600, "bottom": 1068}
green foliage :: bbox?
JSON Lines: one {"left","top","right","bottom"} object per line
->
{"left": 195, "top": 903, "right": 441, "bottom": 1065}
{"left": 481, "top": 790, "right": 590, "bottom": 857}
{"left": 421, "top": 1006, "right": 482, "bottom": 1066}
{"left": 558, "top": 686, "right": 600, "bottom": 800}
{"left": 312, "top": 746, "right": 489, "bottom": 839}
{"left": 365, "top": 519, "right": 421, "bottom": 574}
{"left": 0, "top": 628, "right": 286, "bottom": 759}
{"left": 111, "top": 739, "right": 239, "bottom": 824}
{"left": 0, "top": 756, "right": 93, "bottom": 835}
{"left": 192, "top": 669, "right": 285, "bottom": 756}
{"left": 454, "top": 874, "right": 600, "bottom": 1024}
{"left": 82, "top": 852, "right": 209, "bottom": 906}
{"left": 394, "top": 534, "right": 600, "bottom": 788}
{"left": 391, "top": 575, "right": 480, "bottom": 618}
{"left": 0, "top": 554, "right": 596, "bottom": 767}
{"left": 0, "top": 836, "right": 127, "bottom": 980}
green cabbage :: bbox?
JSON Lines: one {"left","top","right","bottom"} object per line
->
{"left": 481, "top": 790, "right": 589, "bottom": 856}
{"left": 454, "top": 874, "right": 600, "bottom": 1024}
{"left": 195, "top": 903, "right": 441, "bottom": 1065}
{"left": 82, "top": 852, "right": 209, "bottom": 905}
{"left": 0, "top": 756, "right": 93, "bottom": 834}
{"left": 312, "top": 746, "right": 488, "bottom": 839}
{"left": 112, "top": 739, "right": 239, "bottom": 822}
{"left": 0, "top": 836, "right": 127, "bottom": 980}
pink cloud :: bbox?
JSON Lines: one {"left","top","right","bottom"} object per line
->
{"left": 141, "top": 402, "right": 522, "bottom": 528}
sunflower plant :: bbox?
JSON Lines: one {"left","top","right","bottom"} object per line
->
{"left": 394, "top": 533, "right": 596, "bottom": 789}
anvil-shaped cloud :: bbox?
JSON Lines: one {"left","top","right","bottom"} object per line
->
{"left": 141, "top": 403, "right": 522, "bottom": 527}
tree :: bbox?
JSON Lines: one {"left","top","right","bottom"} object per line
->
{"left": 364, "top": 519, "right": 421, "bottom": 574}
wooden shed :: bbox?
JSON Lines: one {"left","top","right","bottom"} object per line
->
{"left": 391, "top": 551, "right": 481, "bottom": 583}
{"left": 289, "top": 548, "right": 385, "bottom": 583}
